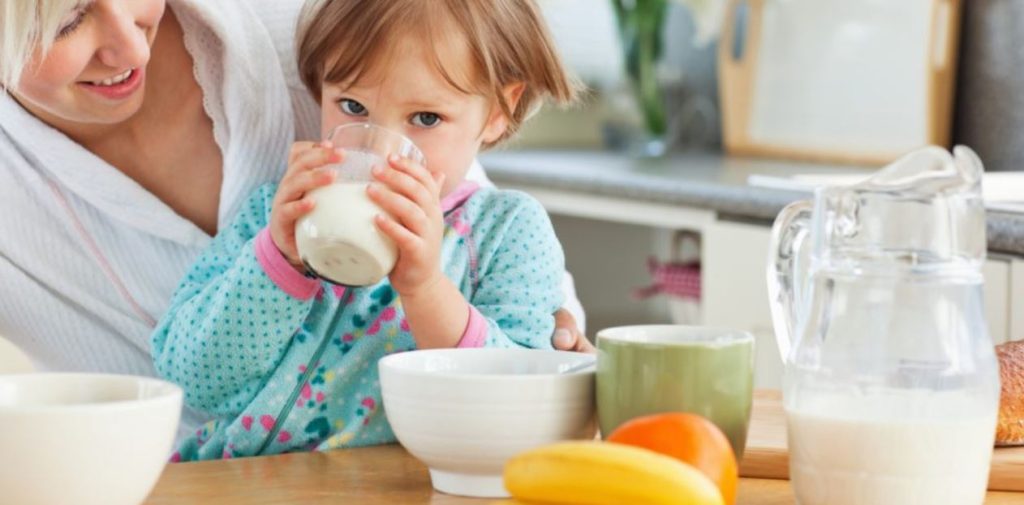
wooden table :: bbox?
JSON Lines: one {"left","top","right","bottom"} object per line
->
{"left": 145, "top": 444, "right": 1024, "bottom": 504}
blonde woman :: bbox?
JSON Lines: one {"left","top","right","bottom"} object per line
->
{"left": 0, "top": 0, "right": 591, "bottom": 442}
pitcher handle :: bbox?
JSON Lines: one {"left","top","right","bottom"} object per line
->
{"left": 767, "top": 200, "right": 813, "bottom": 364}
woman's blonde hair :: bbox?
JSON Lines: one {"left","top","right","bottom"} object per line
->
{"left": 0, "top": 0, "right": 82, "bottom": 89}
{"left": 296, "top": 0, "right": 581, "bottom": 146}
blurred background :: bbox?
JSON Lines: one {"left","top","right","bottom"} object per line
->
{"left": 481, "top": 0, "right": 1024, "bottom": 387}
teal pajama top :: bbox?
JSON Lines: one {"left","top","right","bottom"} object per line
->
{"left": 151, "top": 181, "right": 564, "bottom": 461}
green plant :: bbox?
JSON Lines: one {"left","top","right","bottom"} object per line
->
{"left": 609, "top": 0, "right": 726, "bottom": 139}
{"left": 611, "top": 0, "right": 670, "bottom": 136}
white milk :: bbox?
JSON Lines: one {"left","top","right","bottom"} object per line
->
{"left": 295, "top": 150, "right": 397, "bottom": 285}
{"left": 786, "top": 390, "right": 996, "bottom": 505}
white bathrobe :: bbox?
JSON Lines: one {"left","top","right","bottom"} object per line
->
{"left": 0, "top": 0, "right": 583, "bottom": 442}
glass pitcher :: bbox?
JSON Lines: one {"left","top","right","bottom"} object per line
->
{"left": 767, "top": 146, "right": 1000, "bottom": 505}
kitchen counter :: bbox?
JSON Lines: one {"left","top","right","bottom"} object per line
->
{"left": 480, "top": 150, "right": 1024, "bottom": 256}
{"left": 144, "top": 444, "right": 1024, "bottom": 504}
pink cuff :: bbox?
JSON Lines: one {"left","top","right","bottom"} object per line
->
{"left": 456, "top": 305, "right": 488, "bottom": 348}
{"left": 254, "top": 228, "right": 320, "bottom": 300}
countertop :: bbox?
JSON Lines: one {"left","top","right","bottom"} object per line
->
{"left": 479, "top": 150, "right": 1024, "bottom": 256}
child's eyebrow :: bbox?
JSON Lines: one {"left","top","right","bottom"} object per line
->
{"left": 398, "top": 98, "right": 448, "bottom": 110}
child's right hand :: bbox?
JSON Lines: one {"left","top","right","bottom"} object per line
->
{"left": 270, "top": 141, "right": 342, "bottom": 270}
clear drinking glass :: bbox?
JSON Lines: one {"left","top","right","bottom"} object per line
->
{"left": 295, "top": 123, "right": 425, "bottom": 286}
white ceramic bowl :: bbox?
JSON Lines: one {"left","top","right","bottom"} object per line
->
{"left": 0, "top": 373, "right": 183, "bottom": 505}
{"left": 379, "top": 348, "right": 596, "bottom": 498}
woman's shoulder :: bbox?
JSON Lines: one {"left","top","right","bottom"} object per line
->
{"left": 232, "top": 0, "right": 321, "bottom": 140}
{"left": 230, "top": 0, "right": 312, "bottom": 102}
{"left": 176, "top": 0, "right": 305, "bottom": 84}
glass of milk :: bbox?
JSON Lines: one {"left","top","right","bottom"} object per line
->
{"left": 768, "top": 146, "right": 1001, "bottom": 505}
{"left": 295, "top": 123, "right": 425, "bottom": 286}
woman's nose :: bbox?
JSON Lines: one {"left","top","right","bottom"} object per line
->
{"left": 93, "top": 3, "right": 154, "bottom": 71}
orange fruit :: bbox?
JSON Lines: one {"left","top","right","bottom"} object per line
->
{"left": 607, "top": 413, "right": 738, "bottom": 505}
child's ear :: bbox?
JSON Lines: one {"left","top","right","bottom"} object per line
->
{"left": 481, "top": 82, "right": 526, "bottom": 144}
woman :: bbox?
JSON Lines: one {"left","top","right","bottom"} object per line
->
{"left": 0, "top": 0, "right": 593, "bottom": 440}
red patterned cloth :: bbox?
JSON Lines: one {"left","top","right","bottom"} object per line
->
{"left": 634, "top": 257, "right": 701, "bottom": 300}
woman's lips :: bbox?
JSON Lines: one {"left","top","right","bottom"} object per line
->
{"left": 78, "top": 67, "right": 144, "bottom": 101}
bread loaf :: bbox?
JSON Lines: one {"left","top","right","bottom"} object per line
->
{"left": 996, "top": 340, "right": 1023, "bottom": 446}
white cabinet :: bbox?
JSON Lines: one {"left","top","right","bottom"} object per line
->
{"left": 702, "top": 221, "right": 782, "bottom": 389}
{"left": 702, "top": 219, "right": 1017, "bottom": 388}
{"left": 1011, "top": 259, "right": 1024, "bottom": 342}
{"left": 984, "top": 257, "right": 1011, "bottom": 344}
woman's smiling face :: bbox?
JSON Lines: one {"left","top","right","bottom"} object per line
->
{"left": 12, "top": 0, "right": 166, "bottom": 126}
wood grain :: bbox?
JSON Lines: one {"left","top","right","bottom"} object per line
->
{"left": 144, "top": 444, "right": 1024, "bottom": 504}
{"left": 741, "top": 390, "right": 1024, "bottom": 492}
{"left": 927, "top": 0, "right": 963, "bottom": 149}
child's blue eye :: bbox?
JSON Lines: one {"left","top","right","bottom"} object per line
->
{"left": 339, "top": 99, "right": 368, "bottom": 116}
{"left": 411, "top": 112, "right": 441, "bottom": 128}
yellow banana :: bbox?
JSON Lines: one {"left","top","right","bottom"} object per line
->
{"left": 503, "top": 441, "right": 725, "bottom": 505}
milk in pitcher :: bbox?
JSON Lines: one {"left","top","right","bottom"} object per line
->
{"left": 787, "top": 390, "right": 996, "bottom": 505}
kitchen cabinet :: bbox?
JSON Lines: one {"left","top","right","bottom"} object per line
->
{"left": 1012, "top": 259, "right": 1024, "bottom": 341}
{"left": 703, "top": 220, "right": 782, "bottom": 389}
{"left": 986, "top": 256, "right": 1012, "bottom": 344}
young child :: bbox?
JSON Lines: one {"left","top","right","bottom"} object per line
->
{"left": 151, "top": 0, "right": 579, "bottom": 461}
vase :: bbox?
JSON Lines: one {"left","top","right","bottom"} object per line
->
{"left": 604, "top": 0, "right": 719, "bottom": 157}
{"left": 610, "top": 0, "right": 671, "bottom": 156}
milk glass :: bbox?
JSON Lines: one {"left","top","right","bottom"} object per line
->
{"left": 295, "top": 124, "right": 425, "bottom": 286}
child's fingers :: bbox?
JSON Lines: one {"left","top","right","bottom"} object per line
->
{"left": 269, "top": 197, "right": 317, "bottom": 262}
{"left": 288, "top": 142, "right": 316, "bottom": 164}
{"left": 366, "top": 183, "right": 429, "bottom": 235}
{"left": 371, "top": 164, "right": 434, "bottom": 210}
{"left": 387, "top": 155, "right": 437, "bottom": 194}
{"left": 277, "top": 166, "right": 336, "bottom": 204}
{"left": 374, "top": 213, "right": 420, "bottom": 251}
{"left": 287, "top": 141, "right": 335, "bottom": 166}
{"left": 285, "top": 146, "right": 343, "bottom": 179}
{"left": 275, "top": 197, "right": 317, "bottom": 227}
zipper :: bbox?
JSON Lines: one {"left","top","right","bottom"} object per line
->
{"left": 257, "top": 296, "right": 347, "bottom": 455}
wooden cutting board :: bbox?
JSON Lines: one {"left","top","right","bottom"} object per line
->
{"left": 740, "top": 390, "right": 1024, "bottom": 492}
{"left": 717, "top": 0, "right": 962, "bottom": 165}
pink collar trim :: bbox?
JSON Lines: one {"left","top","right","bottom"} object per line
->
{"left": 440, "top": 181, "right": 480, "bottom": 213}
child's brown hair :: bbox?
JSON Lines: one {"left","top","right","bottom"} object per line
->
{"left": 296, "top": 0, "right": 580, "bottom": 145}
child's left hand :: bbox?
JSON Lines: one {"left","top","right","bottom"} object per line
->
{"left": 367, "top": 155, "right": 447, "bottom": 297}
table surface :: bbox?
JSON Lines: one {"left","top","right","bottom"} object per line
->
{"left": 145, "top": 444, "right": 1024, "bottom": 504}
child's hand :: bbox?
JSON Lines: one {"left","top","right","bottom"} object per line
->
{"left": 367, "top": 154, "right": 446, "bottom": 297}
{"left": 270, "top": 141, "right": 341, "bottom": 269}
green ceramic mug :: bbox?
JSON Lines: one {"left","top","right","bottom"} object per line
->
{"left": 596, "top": 325, "right": 755, "bottom": 458}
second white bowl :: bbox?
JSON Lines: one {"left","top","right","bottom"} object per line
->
{"left": 379, "top": 348, "right": 596, "bottom": 498}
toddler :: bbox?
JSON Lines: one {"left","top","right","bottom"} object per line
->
{"left": 152, "top": 0, "right": 578, "bottom": 460}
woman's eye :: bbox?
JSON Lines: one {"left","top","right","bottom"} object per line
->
{"left": 57, "top": 12, "right": 85, "bottom": 39}
{"left": 412, "top": 112, "right": 441, "bottom": 128}
{"left": 339, "top": 99, "right": 368, "bottom": 116}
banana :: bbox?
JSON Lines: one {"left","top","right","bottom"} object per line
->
{"left": 503, "top": 441, "right": 725, "bottom": 505}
